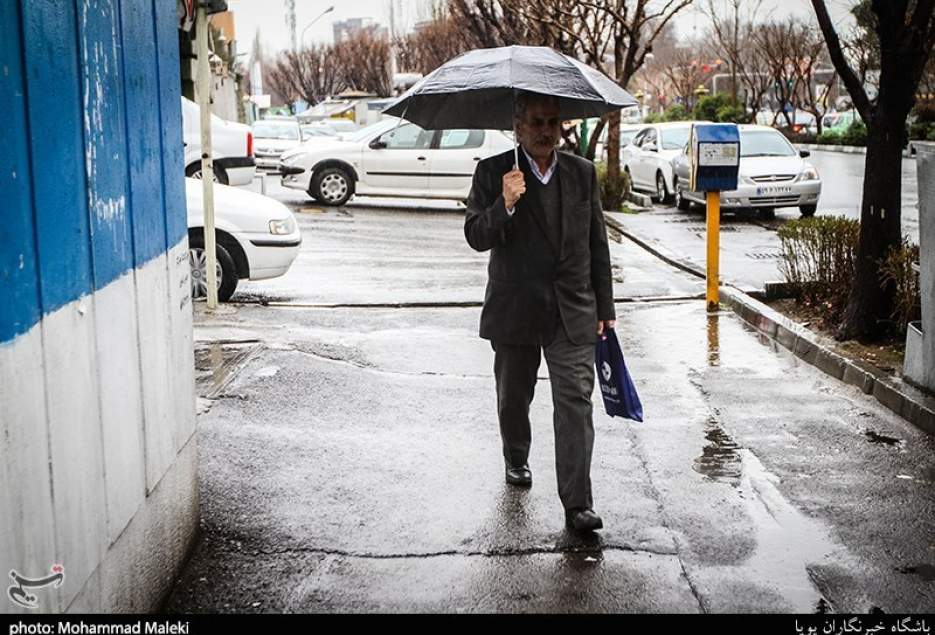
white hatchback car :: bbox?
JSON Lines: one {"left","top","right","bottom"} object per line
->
{"left": 621, "top": 121, "right": 695, "bottom": 203}
{"left": 181, "top": 97, "right": 255, "bottom": 186}
{"left": 670, "top": 124, "right": 821, "bottom": 218}
{"left": 279, "top": 118, "right": 515, "bottom": 205}
{"left": 253, "top": 118, "right": 304, "bottom": 171}
{"left": 186, "top": 179, "right": 301, "bottom": 301}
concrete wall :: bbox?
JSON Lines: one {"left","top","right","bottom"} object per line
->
{"left": 913, "top": 143, "right": 935, "bottom": 392}
{"left": 1, "top": 0, "right": 197, "bottom": 613}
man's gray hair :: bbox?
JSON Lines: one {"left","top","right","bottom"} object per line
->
{"left": 513, "top": 91, "right": 560, "bottom": 121}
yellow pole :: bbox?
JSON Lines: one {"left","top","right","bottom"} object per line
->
{"left": 706, "top": 190, "right": 720, "bottom": 312}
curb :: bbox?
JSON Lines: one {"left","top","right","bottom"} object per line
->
{"left": 720, "top": 286, "right": 935, "bottom": 436}
{"left": 603, "top": 211, "right": 935, "bottom": 435}
{"left": 625, "top": 190, "right": 653, "bottom": 207}
{"left": 798, "top": 143, "right": 916, "bottom": 159}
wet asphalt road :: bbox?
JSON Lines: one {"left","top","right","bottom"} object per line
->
{"left": 165, "top": 180, "right": 935, "bottom": 613}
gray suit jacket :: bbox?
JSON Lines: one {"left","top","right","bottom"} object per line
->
{"left": 464, "top": 148, "right": 615, "bottom": 346}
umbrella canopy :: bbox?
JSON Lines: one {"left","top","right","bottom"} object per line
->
{"left": 382, "top": 45, "right": 638, "bottom": 130}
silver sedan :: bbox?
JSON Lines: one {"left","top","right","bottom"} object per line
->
{"left": 671, "top": 124, "right": 821, "bottom": 219}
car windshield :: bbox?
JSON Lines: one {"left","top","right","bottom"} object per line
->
{"left": 301, "top": 126, "right": 336, "bottom": 138}
{"left": 740, "top": 130, "right": 796, "bottom": 157}
{"left": 660, "top": 126, "right": 691, "bottom": 150}
{"left": 348, "top": 120, "right": 397, "bottom": 143}
{"left": 253, "top": 121, "right": 300, "bottom": 140}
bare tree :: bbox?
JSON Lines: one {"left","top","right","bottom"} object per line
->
{"left": 334, "top": 28, "right": 393, "bottom": 97}
{"left": 790, "top": 24, "right": 836, "bottom": 134}
{"left": 660, "top": 44, "right": 717, "bottom": 111}
{"left": 755, "top": 19, "right": 806, "bottom": 128}
{"left": 811, "top": 0, "right": 935, "bottom": 340}
{"left": 396, "top": 15, "right": 471, "bottom": 75}
{"left": 266, "top": 45, "right": 344, "bottom": 107}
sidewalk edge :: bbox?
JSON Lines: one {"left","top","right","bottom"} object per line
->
{"left": 720, "top": 286, "right": 935, "bottom": 436}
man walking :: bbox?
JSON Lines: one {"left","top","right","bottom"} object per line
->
{"left": 464, "top": 91, "right": 616, "bottom": 532}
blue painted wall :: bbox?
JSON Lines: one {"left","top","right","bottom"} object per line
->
{"left": 0, "top": 0, "right": 186, "bottom": 344}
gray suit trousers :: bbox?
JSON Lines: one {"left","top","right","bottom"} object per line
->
{"left": 493, "top": 327, "right": 596, "bottom": 511}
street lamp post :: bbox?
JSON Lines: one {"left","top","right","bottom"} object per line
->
{"left": 300, "top": 6, "right": 334, "bottom": 49}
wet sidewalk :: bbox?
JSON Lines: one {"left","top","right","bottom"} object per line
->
{"left": 166, "top": 299, "right": 935, "bottom": 613}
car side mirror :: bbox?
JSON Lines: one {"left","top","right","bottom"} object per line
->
{"left": 799, "top": 149, "right": 811, "bottom": 158}
{"left": 369, "top": 138, "right": 387, "bottom": 150}
{"left": 644, "top": 142, "right": 658, "bottom": 152}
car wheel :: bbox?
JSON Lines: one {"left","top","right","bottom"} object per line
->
{"left": 189, "top": 236, "right": 238, "bottom": 302}
{"left": 655, "top": 171, "right": 671, "bottom": 204}
{"left": 799, "top": 204, "right": 817, "bottom": 218}
{"left": 312, "top": 166, "right": 353, "bottom": 206}
{"left": 186, "top": 163, "right": 229, "bottom": 185}
{"left": 758, "top": 207, "right": 776, "bottom": 220}
{"left": 674, "top": 178, "right": 691, "bottom": 211}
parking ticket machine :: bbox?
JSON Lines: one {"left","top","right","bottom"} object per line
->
{"left": 688, "top": 123, "right": 740, "bottom": 311}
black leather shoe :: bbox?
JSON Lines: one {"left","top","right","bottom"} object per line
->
{"left": 565, "top": 508, "right": 603, "bottom": 531}
{"left": 505, "top": 464, "right": 532, "bottom": 487}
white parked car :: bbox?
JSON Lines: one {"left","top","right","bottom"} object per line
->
{"left": 671, "top": 124, "right": 821, "bottom": 219}
{"left": 621, "top": 122, "right": 695, "bottom": 203}
{"left": 279, "top": 118, "right": 515, "bottom": 205}
{"left": 181, "top": 97, "right": 255, "bottom": 186}
{"left": 185, "top": 178, "right": 301, "bottom": 302}
{"left": 252, "top": 118, "right": 304, "bottom": 171}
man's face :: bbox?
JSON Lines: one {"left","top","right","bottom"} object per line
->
{"left": 515, "top": 98, "right": 560, "bottom": 161}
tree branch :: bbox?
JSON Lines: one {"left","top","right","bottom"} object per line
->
{"left": 810, "top": 0, "right": 873, "bottom": 122}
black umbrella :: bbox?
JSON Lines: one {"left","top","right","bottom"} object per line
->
{"left": 382, "top": 45, "right": 638, "bottom": 163}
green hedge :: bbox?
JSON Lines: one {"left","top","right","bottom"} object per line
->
{"left": 778, "top": 216, "right": 860, "bottom": 322}
{"left": 779, "top": 215, "right": 921, "bottom": 337}
{"left": 815, "top": 120, "right": 868, "bottom": 146}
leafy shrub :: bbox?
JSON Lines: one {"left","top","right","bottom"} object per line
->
{"left": 816, "top": 129, "right": 842, "bottom": 145}
{"left": 910, "top": 120, "right": 935, "bottom": 140}
{"left": 715, "top": 103, "right": 749, "bottom": 123}
{"left": 643, "top": 112, "right": 663, "bottom": 124}
{"left": 840, "top": 120, "right": 868, "bottom": 146}
{"left": 662, "top": 104, "right": 690, "bottom": 122}
{"left": 879, "top": 239, "right": 921, "bottom": 336}
{"left": 692, "top": 93, "right": 734, "bottom": 122}
{"left": 778, "top": 216, "right": 860, "bottom": 321}
{"left": 596, "top": 161, "right": 631, "bottom": 211}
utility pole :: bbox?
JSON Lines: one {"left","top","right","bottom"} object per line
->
{"left": 196, "top": 2, "right": 219, "bottom": 309}
{"left": 286, "top": 0, "right": 297, "bottom": 51}
{"left": 389, "top": 0, "right": 398, "bottom": 82}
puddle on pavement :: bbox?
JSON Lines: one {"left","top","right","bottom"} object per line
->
{"left": 863, "top": 430, "right": 902, "bottom": 446}
{"left": 194, "top": 341, "right": 261, "bottom": 398}
{"left": 692, "top": 413, "right": 843, "bottom": 611}
{"left": 734, "top": 449, "right": 842, "bottom": 612}
{"left": 897, "top": 564, "right": 935, "bottom": 581}
{"left": 692, "top": 416, "right": 743, "bottom": 486}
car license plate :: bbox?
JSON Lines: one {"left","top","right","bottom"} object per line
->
{"left": 756, "top": 185, "right": 793, "bottom": 195}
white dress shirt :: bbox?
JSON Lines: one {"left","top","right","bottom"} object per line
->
{"left": 506, "top": 147, "right": 558, "bottom": 216}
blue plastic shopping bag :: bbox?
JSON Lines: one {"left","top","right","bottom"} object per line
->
{"left": 595, "top": 328, "right": 643, "bottom": 422}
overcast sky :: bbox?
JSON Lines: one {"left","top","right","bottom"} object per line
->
{"left": 227, "top": 0, "right": 859, "bottom": 60}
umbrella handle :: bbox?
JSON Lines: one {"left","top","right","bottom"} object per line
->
{"left": 512, "top": 89, "right": 519, "bottom": 169}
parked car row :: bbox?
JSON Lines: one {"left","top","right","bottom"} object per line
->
{"left": 279, "top": 118, "right": 515, "bottom": 206}
{"left": 621, "top": 122, "right": 821, "bottom": 218}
